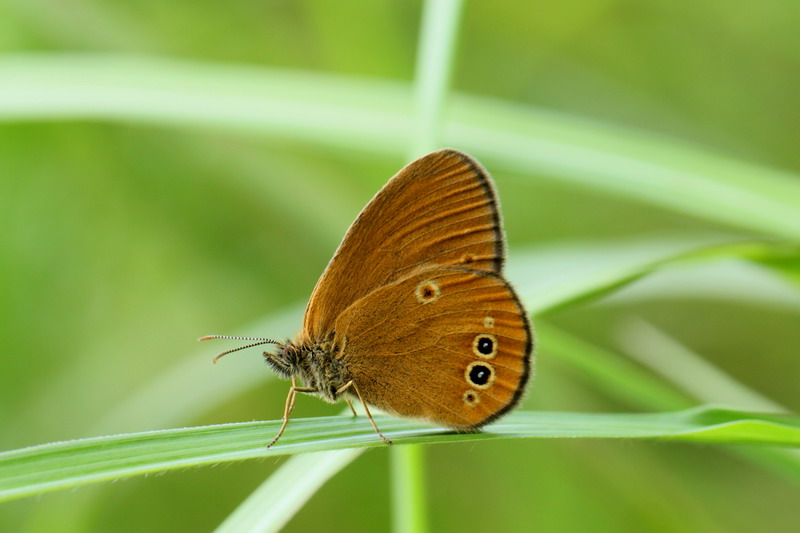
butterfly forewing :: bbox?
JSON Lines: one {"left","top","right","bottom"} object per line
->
{"left": 333, "top": 268, "right": 532, "bottom": 429}
{"left": 303, "top": 149, "right": 504, "bottom": 341}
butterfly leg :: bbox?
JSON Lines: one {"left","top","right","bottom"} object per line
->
{"left": 267, "top": 376, "right": 316, "bottom": 448}
{"left": 345, "top": 399, "right": 358, "bottom": 417}
{"left": 337, "top": 380, "right": 392, "bottom": 445}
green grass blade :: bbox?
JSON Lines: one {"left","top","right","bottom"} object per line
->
{"left": 617, "top": 318, "right": 787, "bottom": 412}
{"left": 613, "top": 318, "right": 800, "bottom": 484}
{"left": 390, "top": 443, "right": 429, "bottom": 533}
{"left": 1, "top": 406, "right": 797, "bottom": 503}
{"left": 544, "top": 323, "right": 800, "bottom": 485}
{"left": 393, "top": 1, "right": 464, "bottom": 530}
{"left": 213, "top": 449, "right": 362, "bottom": 533}
{"left": 213, "top": 406, "right": 362, "bottom": 533}
{"left": 0, "top": 54, "right": 413, "bottom": 152}
{"left": 513, "top": 237, "right": 800, "bottom": 316}
{"left": 539, "top": 322, "right": 694, "bottom": 411}
{"left": 603, "top": 258, "right": 800, "bottom": 311}
{"left": 408, "top": 0, "right": 463, "bottom": 159}
{"left": 1, "top": 54, "right": 799, "bottom": 237}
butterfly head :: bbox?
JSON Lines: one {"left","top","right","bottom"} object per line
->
{"left": 199, "top": 334, "right": 350, "bottom": 402}
{"left": 264, "top": 342, "right": 301, "bottom": 379}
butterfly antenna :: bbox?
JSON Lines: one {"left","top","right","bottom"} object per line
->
{"left": 198, "top": 335, "right": 282, "bottom": 364}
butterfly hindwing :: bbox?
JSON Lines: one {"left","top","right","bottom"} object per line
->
{"left": 333, "top": 267, "right": 532, "bottom": 429}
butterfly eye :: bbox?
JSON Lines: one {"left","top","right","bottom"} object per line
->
{"left": 415, "top": 280, "right": 441, "bottom": 304}
{"left": 462, "top": 390, "right": 480, "bottom": 407}
{"left": 472, "top": 333, "right": 497, "bottom": 359}
{"left": 465, "top": 361, "right": 495, "bottom": 389}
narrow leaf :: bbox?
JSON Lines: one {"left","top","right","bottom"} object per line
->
{"left": 1, "top": 406, "right": 797, "bottom": 503}
{"left": 1, "top": 54, "right": 799, "bottom": 237}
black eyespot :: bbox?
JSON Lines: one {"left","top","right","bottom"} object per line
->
{"left": 464, "top": 361, "right": 495, "bottom": 389}
{"left": 477, "top": 336, "right": 493, "bottom": 355}
{"left": 423, "top": 287, "right": 433, "bottom": 298}
{"left": 472, "top": 333, "right": 497, "bottom": 359}
{"left": 469, "top": 364, "right": 491, "bottom": 386}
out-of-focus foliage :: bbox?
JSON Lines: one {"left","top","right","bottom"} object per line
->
{"left": 1, "top": 1, "right": 799, "bottom": 532}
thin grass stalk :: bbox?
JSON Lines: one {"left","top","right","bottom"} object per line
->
{"left": 392, "top": 1, "right": 464, "bottom": 532}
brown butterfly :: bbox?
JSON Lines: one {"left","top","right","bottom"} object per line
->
{"left": 202, "top": 149, "right": 533, "bottom": 446}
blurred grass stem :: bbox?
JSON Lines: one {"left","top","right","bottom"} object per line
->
{"left": 392, "top": 1, "right": 464, "bottom": 532}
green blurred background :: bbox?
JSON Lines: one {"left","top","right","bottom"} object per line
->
{"left": 1, "top": 1, "right": 799, "bottom": 531}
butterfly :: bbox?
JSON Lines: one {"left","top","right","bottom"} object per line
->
{"left": 202, "top": 149, "right": 533, "bottom": 446}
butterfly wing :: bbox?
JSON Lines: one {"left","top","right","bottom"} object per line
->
{"left": 303, "top": 149, "right": 505, "bottom": 341}
{"left": 333, "top": 267, "right": 532, "bottom": 429}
